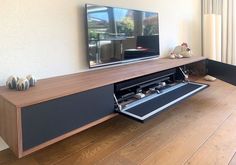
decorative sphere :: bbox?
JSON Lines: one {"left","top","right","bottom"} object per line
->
{"left": 26, "top": 75, "right": 37, "bottom": 87}
{"left": 16, "top": 78, "right": 30, "bottom": 91}
{"left": 6, "top": 76, "right": 19, "bottom": 89}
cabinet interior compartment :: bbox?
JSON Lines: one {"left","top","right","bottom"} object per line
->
{"left": 114, "top": 68, "right": 208, "bottom": 121}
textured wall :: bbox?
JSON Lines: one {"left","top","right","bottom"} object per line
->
{"left": 0, "top": 0, "right": 201, "bottom": 85}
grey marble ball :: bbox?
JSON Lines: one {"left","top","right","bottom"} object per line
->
{"left": 16, "top": 78, "right": 30, "bottom": 91}
{"left": 26, "top": 75, "right": 37, "bottom": 87}
{"left": 6, "top": 76, "right": 19, "bottom": 89}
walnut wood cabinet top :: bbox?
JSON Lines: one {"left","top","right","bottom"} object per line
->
{"left": 0, "top": 56, "right": 206, "bottom": 108}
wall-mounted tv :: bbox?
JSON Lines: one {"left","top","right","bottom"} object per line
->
{"left": 85, "top": 4, "right": 160, "bottom": 68}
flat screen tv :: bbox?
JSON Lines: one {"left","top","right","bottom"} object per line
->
{"left": 85, "top": 4, "right": 160, "bottom": 68}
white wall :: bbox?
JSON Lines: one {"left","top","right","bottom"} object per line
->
{"left": 0, "top": 0, "right": 201, "bottom": 85}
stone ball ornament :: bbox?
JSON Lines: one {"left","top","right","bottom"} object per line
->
{"left": 6, "top": 76, "right": 19, "bottom": 89}
{"left": 6, "top": 75, "right": 37, "bottom": 91}
{"left": 16, "top": 78, "right": 30, "bottom": 91}
{"left": 26, "top": 75, "right": 37, "bottom": 87}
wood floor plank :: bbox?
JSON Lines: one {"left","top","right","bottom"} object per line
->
{"left": 54, "top": 109, "right": 175, "bottom": 165}
{"left": 0, "top": 150, "right": 19, "bottom": 165}
{"left": 99, "top": 107, "right": 232, "bottom": 165}
{"left": 31, "top": 126, "right": 96, "bottom": 165}
{"left": 185, "top": 113, "right": 236, "bottom": 165}
{"left": 96, "top": 103, "right": 197, "bottom": 165}
{"left": 140, "top": 112, "right": 232, "bottom": 165}
{"left": 98, "top": 80, "right": 236, "bottom": 165}
{"left": 140, "top": 96, "right": 236, "bottom": 164}
{"left": 2, "top": 157, "right": 39, "bottom": 165}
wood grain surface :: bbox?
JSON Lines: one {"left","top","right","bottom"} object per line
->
{"left": 0, "top": 56, "right": 206, "bottom": 108}
{"left": 1, "top": 78, "right": 236, "bottom": 164}
{"left": 0, "top": 98, "right": 20, "bottom": 157}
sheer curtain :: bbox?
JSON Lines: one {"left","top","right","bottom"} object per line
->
{"left": 202, "top": 0, "right": 236, "bottom": 65}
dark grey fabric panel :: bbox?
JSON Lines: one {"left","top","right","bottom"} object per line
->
{"left": 207, "top": 59, "right": 236, "bottom": 86}
{"left": 120, "top": 83, "right": 208, "bottom": 122}
{"left": 22, "top": 85, "right": 114, "bottom": 151}
{"left": 126, "top": 83, "right": 203, "bottom": 117}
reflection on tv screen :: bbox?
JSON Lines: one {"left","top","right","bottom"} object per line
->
{"left": 86, "top": 4, "right": 160, "bottom": 67}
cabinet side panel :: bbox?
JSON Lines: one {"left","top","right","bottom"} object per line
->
{"left": 0, "top": 97, "right": 19, "bottom": 156}
{"left": 21, "top": 85, "right": 114, "bottom": 151}
{"left": 186, "top": 60, "right": 207, "bottom": 76}
{"left": 207, "top": 60, "right": 236, "bottom": 86}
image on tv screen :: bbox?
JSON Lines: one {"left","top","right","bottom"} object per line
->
{"left": 86, "top": 4, "right": 160, "bottom": 67}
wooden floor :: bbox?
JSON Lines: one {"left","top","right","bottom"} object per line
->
{"left": 1, "top": 78, "right": 236, "bottom": 165}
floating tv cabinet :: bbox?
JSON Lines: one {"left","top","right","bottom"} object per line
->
{"left": 0, "top": 56, "right": 208, "bottom": 158}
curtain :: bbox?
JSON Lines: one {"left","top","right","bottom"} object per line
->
{"left": 202, "top": 0, "right": 236, "bottom": 65}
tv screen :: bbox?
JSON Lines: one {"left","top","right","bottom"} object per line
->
{"left": 86, "top": 4, "right": 160, "bottom": 68}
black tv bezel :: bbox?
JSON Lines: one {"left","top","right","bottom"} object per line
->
{"left": 85, "top": 4, "right": 160, "bottom": 68}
